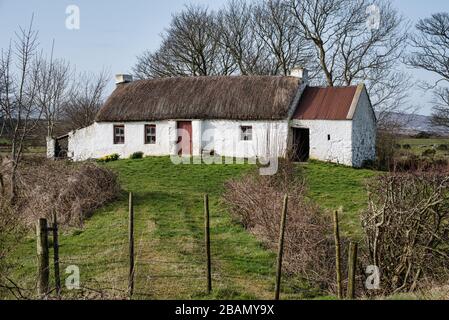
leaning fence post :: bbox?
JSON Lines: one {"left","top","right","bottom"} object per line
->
{"left": 347, "top": 242, "right": 358, "bottom": 299}
{"left": 274, "top": 194, "right": 288, "bottom": 300}
{"left": 52, "top": 212, "right": 61, "bottom": 297}
{"left": 204, "top": 194, "right": 212, "bottom": 294}
{"left": 333, "top": 211, "right": 343, "bottom": 299}
{"left": 36, "top": 218, "right": 49, "bottom": 298}
{"left": 128, "top": 192, "right": 135, "bottom": 298}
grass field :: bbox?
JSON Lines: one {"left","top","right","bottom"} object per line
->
{"left": 3, "top": 157, "right": 376, "bottom": 300}
{"left": 398, "top": 138, "right": 449, "bottom": 158}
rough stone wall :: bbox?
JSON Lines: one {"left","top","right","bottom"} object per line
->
{"left": 351, "top": 89, "right": 377, "bottom": 167}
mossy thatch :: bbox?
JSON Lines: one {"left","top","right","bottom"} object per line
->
{"left": 96, "top": 76, "right": 301, "bottom": 122}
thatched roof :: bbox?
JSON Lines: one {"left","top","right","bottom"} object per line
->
{"left": 95, "top": 76, "right": 301, "bottom": 122}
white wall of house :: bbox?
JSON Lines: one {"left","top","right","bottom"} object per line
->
{"left": 68, "top": 121, "right": 175, "bottom": 161}
{"left": 64, "top": 120, "right": 289, "bottom": 161}
{"left": 351, "top": 89, "right": 377, "bottom": 167}
{"left": 201, "top": 120, "right": 289, "bottom": 159}
{"left": 290, "top": 119, "right": 353, "bottom": 166}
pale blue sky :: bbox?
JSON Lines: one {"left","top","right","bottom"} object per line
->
{"left": 0, "top": 0, "right": 448, "bottom": 115}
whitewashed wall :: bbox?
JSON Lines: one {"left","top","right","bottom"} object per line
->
{"left": 290, "top": 119, "right": 353, "bottom": 166}
{"left": 201, "top": 120, "right": 289, "bottom": 159}
{"left": 66, "top": 120, "right": 289, "bottom": 161}
{"left": 68, "top": 121, "right": 175, "bottom": 161}
{"left": 351, "top": 89, "right": 377, "bottom": 167}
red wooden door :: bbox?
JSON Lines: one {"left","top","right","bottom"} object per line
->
{"left": 177, "top": 121, "right": 192, "bottom": 156}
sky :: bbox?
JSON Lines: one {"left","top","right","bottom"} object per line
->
{"left": 0, "top": 0, "right": 448, "bottom": 116}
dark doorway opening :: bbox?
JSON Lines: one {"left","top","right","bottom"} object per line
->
{"left": 55, "top": 135, "right": 69, "bottom": 159}
{"left": 292, "top": 128, "right": 310, "bottom": 162}
{"left": 177, "top": 121, "right": 193, "bottom": 156}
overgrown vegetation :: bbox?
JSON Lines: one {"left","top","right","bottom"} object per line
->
{"left": 362, "top": 172, "right": 449, "bottom": 296}
{"left": 223, "top": 160, "right": 346, "bottom": 294}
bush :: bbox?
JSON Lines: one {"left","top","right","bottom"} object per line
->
{"left": 130, "top": 152, "right": 144, "bottom": 159}
{"left": 402, "top": 144, "right": 412, "bottom": 150}
{"left": 375, "top": 131, "right": 399, "bottom": 171}
{"left": 394, "top": 144, "right": 402, "bottom": 149}
{"left": 415, "top": 131, "right": 432, "bottom": 139}
{"left": 422, "top": 149, "right": 437, "bottom": 157}
{"left": 97, "top": 153, "right": 120, "bottom": 163}
{"left": 362, "top": 172, "right": 449, "bottom": 296}
{"left": 222, "top": 161, "right": 342, "bottom": 293}
{"left": 16, "top": 160, "right": 121, "bottom": 227}
{"left": 437, "top": 144, "right": 449, "bottom": 151}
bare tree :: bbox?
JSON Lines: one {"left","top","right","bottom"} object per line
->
{"left": 253, "top": 0, "right": 313, "bottom": 75}
{"left": 287, "top": 0, "right": 410, "bottom": 122}
{"left": 0, "top": 17, "right": 43, "bottom": 202}
{"left": 216, "top": 0, "right": 271, "bottom": 75}
{"left": 407, "top": 13, "right": 449, "bottom": 128}
{"left": 134, "top": 5, "right": 235, "bottom": 79}
{"left": 63, "top": 70, "right": 108, "bottom": 130}
{"left": 35, "top": 42, "right": 71, "bottom": 137}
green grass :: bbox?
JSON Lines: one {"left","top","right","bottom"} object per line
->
{"left": 304, "top": 161, "right": 377, "bottom": 238}
{"left": 399, "top": 138, "right": 449, "bottom": 158}
{"left": 3, "top": 157, "right": 376, "bottom": 300}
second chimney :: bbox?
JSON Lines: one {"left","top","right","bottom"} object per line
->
{"left": 115, "top": 74, "right": 133, "bottom": 86}
{"left": 290, "top": 67, "right": 308, "bottom": 84}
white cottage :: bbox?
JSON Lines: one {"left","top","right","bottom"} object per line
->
{"left": 48, "top": 70, "right": 376, "bottom": 167}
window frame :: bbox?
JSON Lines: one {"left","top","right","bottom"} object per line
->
{"left": 240, "top": 125, "right": 253, "bottom": 141}
{"left": 145, "top": 124, "right": 157, "bottom": 145}
{"left": 113, "top": 125, "right": 125, "bottom": 145}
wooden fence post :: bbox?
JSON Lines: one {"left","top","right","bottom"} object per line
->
{"left": 347, "top": 242, "right": 358, "bottom": 300}
{"left": 128, "top": 192, "right": 135, "bottom": 298}
{"left": 204, "top": 194, "right": 212, "bottom": 294}
{"left": 274, "top": 194, "right": 288, "bottom": 300}
{"left": 333, "top": 211, "right": 343, "bottom": 299}
{"left": 36, "top": 218, "right": 49, "bottom": 298}
{"left": 52, "top": 212, "right": 61, "bottom": 297}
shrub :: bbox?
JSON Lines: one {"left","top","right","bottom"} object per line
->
{"left": 362, "top": 172, "right": 449, "bottom": 296}
{"left": 415, "top": 131, "right": 432, "bottom": 139}
{"left": 130, "top": 152, "right": 144, "bottom": 159}
{"left": 422, "top": 148, "right": 436, "bottom": 157}
{"left": 394, "top": 144, "right": 402, "bottom": 149}
{"left": 402, "top": 144, "right": 412, "bottom": 150}
{"left": 97, "top": 153, "right": 120, "bottom": 163}
{"left": 16, "top": 159, "right": 121, "bottom": 228}
{"left": 222, "top": 161, "right": 343, "bottom": 293}
{"left": 437, "top": 144, "right": 449, "bottom": 151}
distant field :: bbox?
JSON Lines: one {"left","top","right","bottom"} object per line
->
{"left": 3, "top": 158, "right": 376, "bottom": 300}
{"left": 398, "top": 138, "right": 449, "bottom": 158}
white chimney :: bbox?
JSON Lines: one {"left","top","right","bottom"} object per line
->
{"left": 290, "top": 67, "right": 308, "bottom": 84}
{"left": 115, "top": 74, "right": 133, "bottom": 85}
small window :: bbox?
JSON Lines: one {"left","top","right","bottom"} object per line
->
{"left": 328, "top": 135, "right": 331, "bottom": 141}
{"left": 114, "top": 125, "right": 125, "bottom": 144}
{"left": 240, "top": 126, "right": 253, "bottom": 141}
{"left": 145, "top": 124, "right": 156, "bottom": 144}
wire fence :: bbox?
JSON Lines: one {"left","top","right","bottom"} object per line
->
{"left": 4, "top": 192, "right": 338, "bottom": 300}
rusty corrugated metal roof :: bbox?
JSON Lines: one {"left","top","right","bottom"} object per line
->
{"left": 293, "top": 86, "right": 358, "bottom": 120}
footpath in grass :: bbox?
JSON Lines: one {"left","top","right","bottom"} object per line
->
{"left": 4, "top": 157, "right": 375, "bottom": 299}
